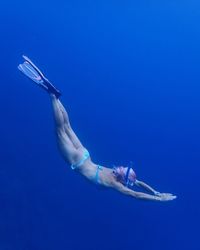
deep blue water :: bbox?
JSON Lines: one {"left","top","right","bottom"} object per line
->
{"left": 1, "top": 1, "right": 200, "bottom": 249}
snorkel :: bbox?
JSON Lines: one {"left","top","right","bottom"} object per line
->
{"left": 125, "top": 165, "right": 136, "bottom": 187}
{"left": 113, "top": 163, "right": 136, "bottom": 187}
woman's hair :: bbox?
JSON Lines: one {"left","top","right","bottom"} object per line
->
{"left": 113, "top": 166, "right": 136, "bottom": 186}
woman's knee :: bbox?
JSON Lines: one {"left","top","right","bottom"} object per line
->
{"left": 55, "top": 127, "right": 68, "bottom": 142}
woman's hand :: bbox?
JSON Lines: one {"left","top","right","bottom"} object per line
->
{"left": 156, "top": 193, "right": 177, "bottom": 201}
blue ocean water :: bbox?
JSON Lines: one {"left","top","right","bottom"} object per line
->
{"left": 1, "top": 0, "right": 200, "bottom": 249}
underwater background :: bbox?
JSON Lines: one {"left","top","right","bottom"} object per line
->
{"left": 1, "top": 0, "right": 200, "bottom": 249}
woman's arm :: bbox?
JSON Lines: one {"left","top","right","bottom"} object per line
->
{"left": 112, "top": 182, "right": 176, "bottom": 201}
{"left": 135, "top": 180, "right": 160, "bottom": 195}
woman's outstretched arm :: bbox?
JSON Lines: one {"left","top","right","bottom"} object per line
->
{"left": 135, "top": 180, "right": 161, "bottom": 195}
{"left": 112, "top": 181, "right": 176, "bottom": 201}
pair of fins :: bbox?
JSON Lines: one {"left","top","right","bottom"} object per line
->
{"left": 18, "top": 55, "right": 61, "bottom": 98}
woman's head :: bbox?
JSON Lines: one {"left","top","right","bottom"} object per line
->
{"left": 113, "top": 165, "right": 136, "bottom": 186}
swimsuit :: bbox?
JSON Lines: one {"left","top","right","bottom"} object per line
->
{"left": 71, "top": 149, "right": 103, "bottom": 184}
{"left": 94, "top": 165, "right": 103, "bottom": 184}
{"left": 71, "top": 149, "right": 90, "bottom": 170}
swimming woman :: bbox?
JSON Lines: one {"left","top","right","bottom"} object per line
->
{"left": 18, "top": 56, "right": 176, "bottom": 202}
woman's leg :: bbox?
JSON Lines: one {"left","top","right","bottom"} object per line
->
{"left": 56, "top": 98, "right": 83, "bottom": 149}
{"left": 51, "top": 95, "right": 83, "bottom": 164}
{"left": 51, "top": 94, "right": 77, "bottom": 163}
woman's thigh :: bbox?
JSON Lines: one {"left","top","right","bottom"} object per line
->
{"left": 56, "top": 128, "right": 79, "bottom": 164}
{"left": 64, "top": 124, "right": 83, "bottom": 149}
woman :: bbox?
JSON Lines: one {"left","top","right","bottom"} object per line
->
{"left": 18, "top": 56, "right": 176, "bottom": 202}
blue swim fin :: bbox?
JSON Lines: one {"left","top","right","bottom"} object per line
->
{"left": 18, "top": 55, "right": 61, "bottom": 98}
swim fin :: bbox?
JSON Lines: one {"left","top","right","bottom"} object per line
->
{"left": 18, "top": 55, "right": 61, "bottom": 98}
